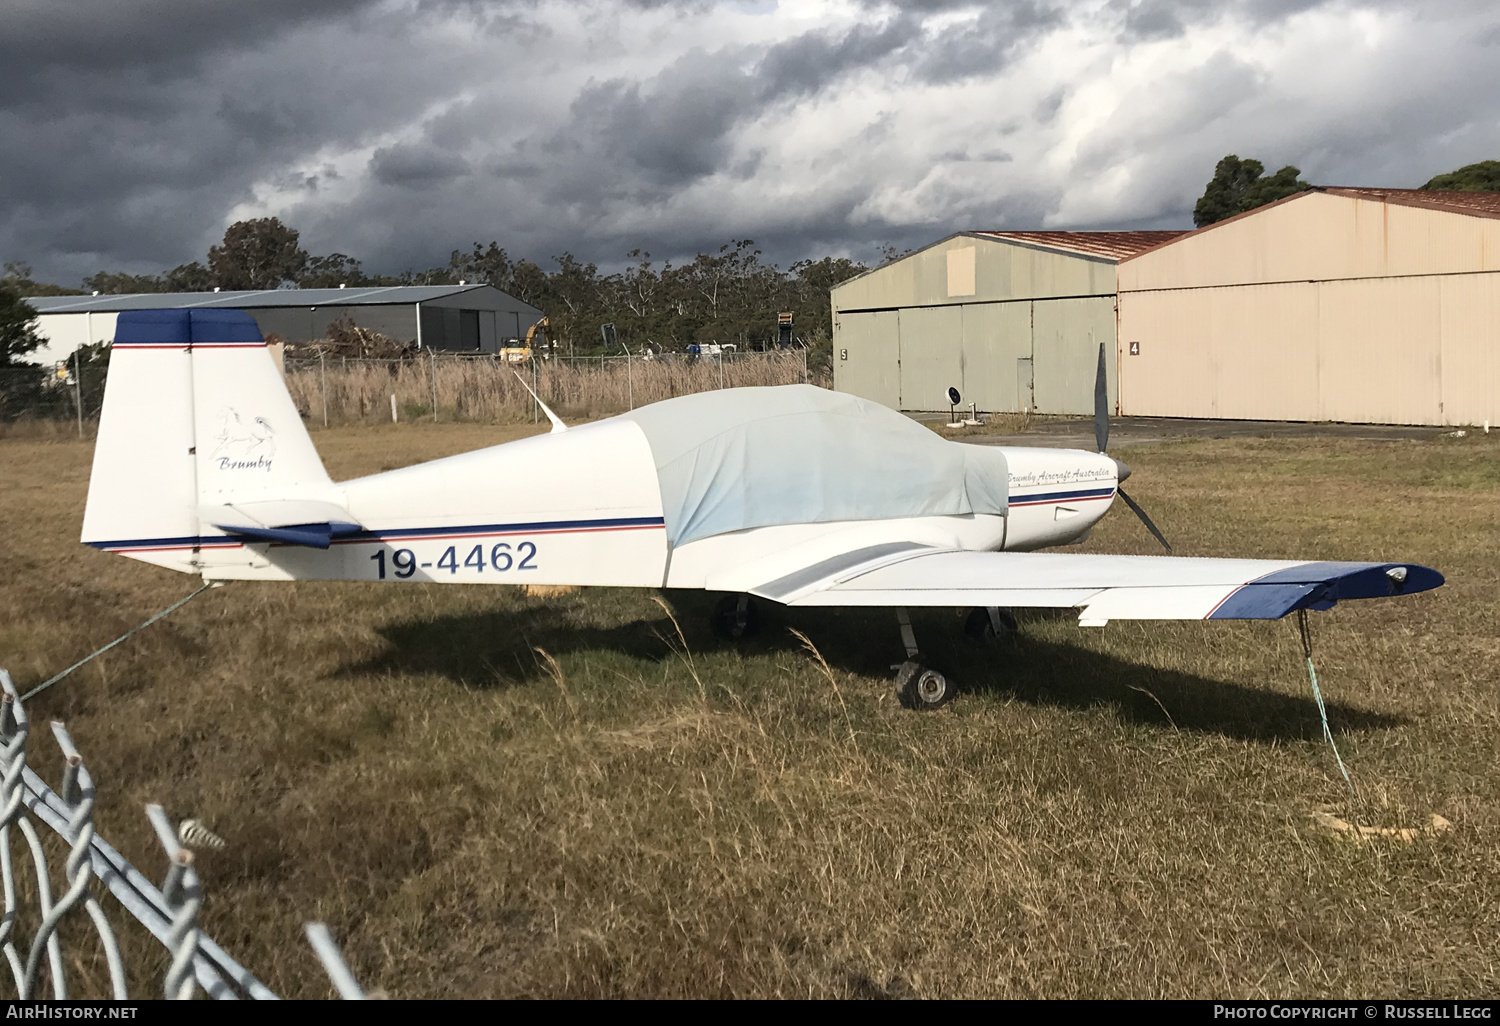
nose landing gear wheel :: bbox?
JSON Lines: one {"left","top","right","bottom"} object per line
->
{"left": 711, "top": 594, "right": 761, "bottom": 641}
{"left": 896, "top": 660, "right": 954, "bottom": 711}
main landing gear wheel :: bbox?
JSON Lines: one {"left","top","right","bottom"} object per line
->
{"left": 965, "top": 607, "right": 1018, "bottom": 641}
{"left": 896, "top": 660, "right": 955, "bottom": 711}
{"left": 711, "top": 595, "right": 761, "bottom": 641}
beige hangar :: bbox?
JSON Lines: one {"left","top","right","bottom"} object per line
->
{"left": 1117, "top": 188, "right": 1500, "bottom": 427}
{"left": 832, "top": 231, "right": 1183, "bottom": 414}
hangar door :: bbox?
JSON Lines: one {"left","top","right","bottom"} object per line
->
{"left": 1031, "top": 297, "right": 1117, "bottom": 415}
{"left": 834, "top": 311, "right": 900, "bottom": 409}
{"left": 898, "top": 306, "right": 964, "bottom": 411}
{"left": 960, "top": 302, "right": 1033, "bottom": 413}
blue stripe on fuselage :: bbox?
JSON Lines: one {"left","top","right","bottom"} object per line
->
{"left": 87, "top": 515, "right": 667, "bottom": 552}
{"left": 1009, "top": 487, "right": 1115, "bottom": 506}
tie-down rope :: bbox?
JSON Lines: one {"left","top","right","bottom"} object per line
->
{"left": 1297, "top": 607, "right": 1357, "bottom": 799}
{"left": 22, "top": 582, "right": 217, "bottom": 703}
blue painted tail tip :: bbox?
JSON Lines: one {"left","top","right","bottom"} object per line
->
{"left": 113, "top": 308, "right": 263, "bottom": 346}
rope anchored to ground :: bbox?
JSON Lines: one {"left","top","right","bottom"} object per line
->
{"left": 1297, "top": 607, "right": 1357, "bottom": 799}
{"left": 22, "top": 581, "right": 218, "bottom": 703}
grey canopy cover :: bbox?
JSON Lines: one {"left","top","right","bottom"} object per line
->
{"left": 621, "top": 384, "right": 1009, "bottom": 547}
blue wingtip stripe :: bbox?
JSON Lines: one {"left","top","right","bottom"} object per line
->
{"left": 1208, "top": 562, "right": 1444, "bottom": 619}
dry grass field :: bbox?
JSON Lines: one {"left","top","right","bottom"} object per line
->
{"left": 282, "top": 350, "right": 814, "bottom": 427}
{"left": 0, "top": 419, "right": 1496, "bottom": 998}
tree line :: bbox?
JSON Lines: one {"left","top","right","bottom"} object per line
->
{"left": 4, "top": 219, "right": 869, "bottom": 358}
{"left": 1193, "top": 156, "right": 1500, "bottom": 227}
{"left": 5, "top": 156, "right": 1499, "bottom": 367}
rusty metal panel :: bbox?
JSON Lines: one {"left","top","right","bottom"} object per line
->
{"left": 1031, "top": 297, "right": 1117, "bottom": 415}
{"left": 974, "top": 231, "right": 1187, "bottom": 261}
{"left": 959, "top": 301, "right": 1031, "bottom": 412}
{"left": 897, "top": 305, "right": 964, "bottom": 411}
{"left": 831, "top": 310, "right": 900, "bottom": 408}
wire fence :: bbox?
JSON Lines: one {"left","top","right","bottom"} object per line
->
{"left": 282, "top": 348, "right": 816, "bottom": 427}
{"left": 0, "top": 360, "right": 104, "bottom": 432}
{"left": 0, "top": 347, "right": 823, "bottom": 432}
{"left": 0, "top": 668, "right": 367, "bottom": 1000}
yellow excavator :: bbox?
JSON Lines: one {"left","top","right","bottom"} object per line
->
{"left": 499, "top": 316, "right": 548, "bottom": 363}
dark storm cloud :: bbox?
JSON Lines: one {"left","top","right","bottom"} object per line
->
{"left": 527, "top": 6, "right": 1062, "bottom": 213}
{"left": 0, "top": 0, "right": 378, "bottom": 87}
{"left": 908, "top": 3, "right": 1065, "bottom": 84}
{"left": 523, "top": 25, "right": 917, "bottom": 209}
{"left": 0, "top": 0, "right": 539, "bottom": 284}
{"left": 6, "top": 0, "right": 1500, "bottom": 289}
{"left": 371, "top": 144, "right": 473, "bottom": 187}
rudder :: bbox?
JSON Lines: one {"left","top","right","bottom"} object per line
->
{"left": 81, "top": 309, "right": 339, "bottom": 573}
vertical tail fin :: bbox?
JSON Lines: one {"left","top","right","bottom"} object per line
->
{"left": 82, "top": 309, "right": 340, "bottom": 573}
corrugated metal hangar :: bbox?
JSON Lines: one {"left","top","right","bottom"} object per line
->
{"left": 831, "top": 231, "right": 1184, "bottom": 414}
{"left": 1117, "top": 188, "right": 1500, "bottom": 427}
{"left": 26, "top": 284, "right": 543, "bottom": 364}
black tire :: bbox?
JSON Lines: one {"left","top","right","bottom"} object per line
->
{"left": 895, "top": 660, "right": 956, "bottom": 711}
{"left": 964, "top": 607, "right": 1017, "bottom": 640}
{"left": 711, "top": 595, "right": 761, "bottom": 641}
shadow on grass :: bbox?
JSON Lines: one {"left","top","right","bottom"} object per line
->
{"left": 346, "top": 602, "right": 676, "bottom": 689}
{"left": 349, "top": 591, "right": 1404, "bottom": 744}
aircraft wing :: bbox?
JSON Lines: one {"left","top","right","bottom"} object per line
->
{"left": 745, "top": 545, "right": 1443, "bottom": 625}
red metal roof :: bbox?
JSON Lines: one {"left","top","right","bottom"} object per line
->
{"left": 1321, "top": 187, "right": 1500, "bottom": 221}
{"left": 970, "top": 230, "right": 1190, "bottom": 261}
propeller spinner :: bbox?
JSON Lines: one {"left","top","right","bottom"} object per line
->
{"left": 1095, "top": 343, "right": 1172, "bottom": 553}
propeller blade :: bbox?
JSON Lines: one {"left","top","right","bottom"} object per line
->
{"left": 1117, "top": 486, "right": 1172, "bottom": 553}
{"left": 1094, "top": 342, "right": 1109, "bottom": 453}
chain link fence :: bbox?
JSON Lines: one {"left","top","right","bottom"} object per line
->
{"left": 0, "top": 669, "right": 367, "bottom": 1000}
{"left": 0, "top": 353, "right": 107, "bottom": 433}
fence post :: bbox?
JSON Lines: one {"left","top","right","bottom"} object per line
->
{"left": 73, "top": 351, "right": 84, "bottom": 439}
{"left": 320, "top": 351, "right": 328, "bottom": 428}
{"left": 430, "top": 350, "right": 438, "bottom": 423}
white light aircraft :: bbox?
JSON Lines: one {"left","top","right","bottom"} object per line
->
{"left": 81, "top": 310, "right": 1443, "bottom": 709}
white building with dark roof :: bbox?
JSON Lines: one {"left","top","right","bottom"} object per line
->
{"left": 24, "top": 284, "right": 543, "bottom": 364}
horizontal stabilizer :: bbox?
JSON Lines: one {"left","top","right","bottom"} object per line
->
{"left": 214, "top": 521, "right": 362, "bottom": 549}
{"left": 202, "top": 499, "right": 359, "bottom": 531}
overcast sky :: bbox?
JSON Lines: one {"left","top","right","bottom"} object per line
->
{"left": 4, "top": 0, "right": 1499, "bottom": 286}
